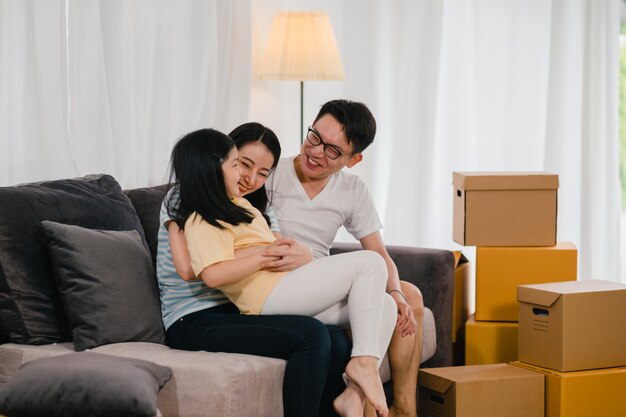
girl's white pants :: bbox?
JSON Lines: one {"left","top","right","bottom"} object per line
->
{"left": 261, "top": 250, "right": 396, "bottom": 362}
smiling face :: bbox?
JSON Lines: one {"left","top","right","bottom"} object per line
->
{"left": 237, "top": 141, "right": 275, "bottom": 196}
{"left": 221, "top": 147, "right": 242, "bottom": 199}
{"left": 297, "top": 114, "right": 362, "bottom": 182}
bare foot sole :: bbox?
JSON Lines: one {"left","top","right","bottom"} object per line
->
{"left": 345, "top": 357, "right": 389, "bottom": 417}
{"left": 333, "top": 381, "right": 366, "bottom": 417}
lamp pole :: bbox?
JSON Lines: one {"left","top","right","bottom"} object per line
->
{"left": 300, "top": 80, "right": 304, "bottom": 144}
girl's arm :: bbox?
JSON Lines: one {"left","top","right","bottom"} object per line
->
{"left": 233, "top": 245, "right": 270, "bottom": 258}
{"left": 198, "top": 251, "right": 279, "bottom": 288}
{"left": 167, "top": 221, "right": 196, "bottom": 281}
{"left": 168, "top": 223, "right": 275, "bottom": 282}
{"left": 184, "top": 214, "right": 282, "bottom": 288}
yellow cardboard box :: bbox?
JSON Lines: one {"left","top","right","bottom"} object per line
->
{"left": 475, "top": 242, "right": 577, "bottom": 322}
{"left": 452, "top": 172, "right": 558, "bottom": 246}
{"left": 452, "top": 251, "right": 473, "bottom": 343}
{"left": 419, "top": 363, "right": 544, "bottom": 417}
{"left": 512, "top": 361, "right": 626, "bottom": 417}
{"left": 518, "top": 279, "right": 626, "bottom": 372}
{"left": 465, "top": 315, "right": 518, "bottom": 365}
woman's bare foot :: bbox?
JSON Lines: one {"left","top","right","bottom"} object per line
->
{"left": 333, "top": 380, "right": 366, "bottom": 417}
{"left": 345, "top": 356, "right": 389, "bottom": 417}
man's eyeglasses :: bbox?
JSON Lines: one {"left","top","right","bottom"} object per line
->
{"left": 306, "top": 127, "right": 344, "bottom": 160}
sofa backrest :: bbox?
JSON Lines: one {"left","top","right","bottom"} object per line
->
{"left": 124, "top": 184, "right": 171, "bottom": 266}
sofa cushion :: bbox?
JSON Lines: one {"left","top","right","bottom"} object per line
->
{"left": 0, "top": 351, "right": 171, "bottom": 417}
{"left": 41, "top": 221, "right": 165, "bottom": 351}
{"left": 0, "top": 174, "right": 150, "bottom": 344}
{"left": 0, "top": 342, "right": 286, "bottom": 417}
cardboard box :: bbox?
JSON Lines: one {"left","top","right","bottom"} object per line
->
{"left": 452, "top": 251, "right": 473, "bottom": 343}
{"left": 452, "top": 172, "right": 558, "bottom": 246}
{"left": 518, "top": 279, "right": 626, "bottom": 371}
{"left": 512, "top": 361, "right": 626, "bottom": 417}
{"left": 465, "top": 315, "right": 518, "bottom": 365}
{"left": 418, "top": 363, "right": 544, "bottom": 417}
{"left": 475, "top": 242, "right": 577, "bottom": 321}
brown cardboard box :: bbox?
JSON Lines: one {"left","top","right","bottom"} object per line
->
{"left": 512, "top": 361, "right": 626, "bottom": 417}
{"left": 452, "top": 172, "right": 558, "bottom": 246}
{"left": 518, "top": 279, "right": 626, "bottom": 372}
{"left": 475, "top": 243, "right": 577, "bottom": 321}
{"left": 465, "top": 315, "right": 518, "bottom": 365}
{"left": 452, "top": 251, "right": 473, "bottom": 343}
{"left": 418, "top": 363, "right": 544, "bottom": 417}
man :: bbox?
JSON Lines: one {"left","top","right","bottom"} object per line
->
{"left": 262, "top": 99, "right": 424, "bottom": 417}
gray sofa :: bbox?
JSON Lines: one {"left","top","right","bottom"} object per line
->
{"left": 0, "top": 175, "right": 454, "bottom": 417}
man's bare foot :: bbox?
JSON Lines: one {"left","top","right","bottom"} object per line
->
{"left": 345, "top": 357, "right": 389, "bottom": 417}
{"left": 333, "top": 380, "right": 366, "bottom": 417}
{"left": 365, "top": 400, "right": 419, "bottom": 417}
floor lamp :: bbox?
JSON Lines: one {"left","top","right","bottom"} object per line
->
{"left": 261, "top": 11, "right": 345, "bottom": 144}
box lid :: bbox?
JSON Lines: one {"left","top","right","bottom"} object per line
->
{"left": 453, "top": 250, "right": 469, "bottom": 268}
{"left": 419, "top": 369, "right": 454, "bottom": 394}
{"left": 517, "top": 286, "right": 562, "bottom": 307}
{"left": 511, "top": 361, "right": 626, "bottom": 378}
{"left": 518, "top": 279, "right": 626, "bottom": 307}
{"left": 420, "top": 364, "right": 537, "bottom": 392}
{"left": 452, "top": 172, "right": 559, "bottom": 190}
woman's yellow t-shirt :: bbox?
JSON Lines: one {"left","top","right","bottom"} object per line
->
{"left": 184, "top": 198, "right": 285, "bottom": 315}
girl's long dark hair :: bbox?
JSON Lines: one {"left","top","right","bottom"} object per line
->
{"left": 166, "top": 129, "right": 253, "bottom": 230}
{"left": 228, "top": 122, "right": 281, "bottom": 225}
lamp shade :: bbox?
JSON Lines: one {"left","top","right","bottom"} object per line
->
{"left": 261, "top": 11, "right": 345, "bottom": 81}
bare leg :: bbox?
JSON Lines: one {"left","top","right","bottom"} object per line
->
{"left": 389, "top": 282, "right": 423, "bottom": 417}
{"left": 345, "top": 356, "right": 389, "bottom": 417}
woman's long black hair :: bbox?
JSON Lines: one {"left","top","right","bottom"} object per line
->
{"left": 228, "top": 122, "right": 281, "bottom": 225}
{"left": 166, "top": 128, "right": 253, "bottom": 230}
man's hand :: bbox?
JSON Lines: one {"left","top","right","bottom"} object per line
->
{"left": 391, "top": 292, "right": 417, "bottom": 337}
{"left": 259, "top": 237, "right": 313, "bottom": 272}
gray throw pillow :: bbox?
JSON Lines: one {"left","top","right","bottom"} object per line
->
{"left": 41, "top": 221, "right": 165, "bottom": 351}
{"left": 0, "top": 352, "right": 171, "bottom": 417}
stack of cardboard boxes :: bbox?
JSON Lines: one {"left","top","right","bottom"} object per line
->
{"left": 453, "top": 171, "right": 577, "bottom": 365}
{"left": 468, "top": 242, "right": 578, "bottom": 364}
{"left": 418, "top": 172, "right": 626, "bottom": 417}
{"left": 513, "top": 279, "right": 626, "bottom": 416}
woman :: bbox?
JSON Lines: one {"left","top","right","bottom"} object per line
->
{"left": 157, "top": 123, "right": 333, "bottom": 417}
{"left": 165, "top": 128, "right": 396, "bottom": 417}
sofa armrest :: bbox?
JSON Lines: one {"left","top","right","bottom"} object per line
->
{"left": 330, "top": 242, "right": 454, "bottom": 368}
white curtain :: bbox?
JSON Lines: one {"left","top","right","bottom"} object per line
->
{"left": 251, "top": 0, "right": 622, "bottom": 282}
{"left": 0, "top": 0, "right": 251, "bottom": 188}
{"left": 379, "top": 0, "right": 622, "bottom": 283}
{"left": 1, "top": 0, "right": 622, "bottom": 282}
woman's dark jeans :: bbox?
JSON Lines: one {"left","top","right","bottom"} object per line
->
{"left": 166, "top": 303, "right": 351, "bottom": 417}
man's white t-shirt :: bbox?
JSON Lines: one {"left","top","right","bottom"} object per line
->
{"left": 266, "top": 157, "right": 382, "bottom": 259}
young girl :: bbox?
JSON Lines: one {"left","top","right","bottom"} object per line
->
{"left": 167, "top": 128, "right": 396, "bottom": 417}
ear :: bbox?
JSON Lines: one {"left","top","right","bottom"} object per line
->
{"left": 346, "top": 153, "right": 363, "bottom": 168}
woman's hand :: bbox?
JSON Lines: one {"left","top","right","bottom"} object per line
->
{"left": 259, "top": 237, "right": 313, "bottom": 272}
